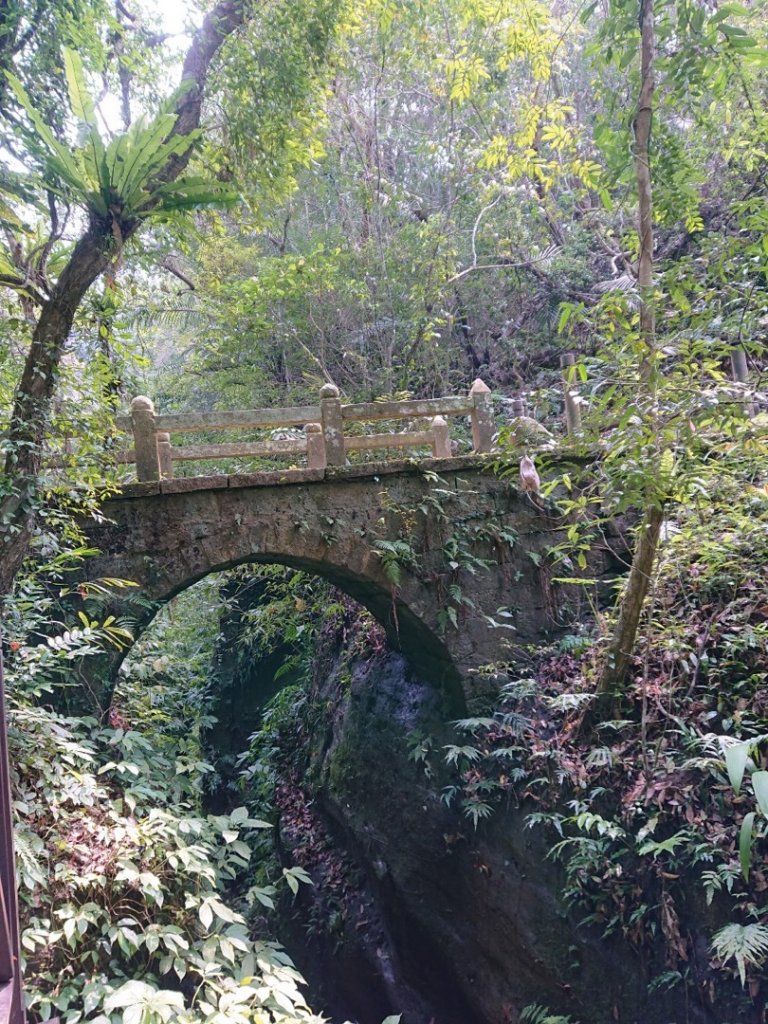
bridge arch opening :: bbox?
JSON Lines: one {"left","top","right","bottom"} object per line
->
{"left": 113, "top": 552, "right": 466, "bottom": 716}
{"left": 83, "top": 462, "right": 533, "bottom": 717}
{"left": 112, "top": 560, "right": 466, "bottom": 796}
{"left": 170, "top": 555, "right": 458, "bottom": 692}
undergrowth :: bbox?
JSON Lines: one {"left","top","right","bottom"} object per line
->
{"left": 415, "top": 476, "right": 768, "bottom": 1006}
{"left": 5, "top": 576, "right": 327, "bottom": 1024}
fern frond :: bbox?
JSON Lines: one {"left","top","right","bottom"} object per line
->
{"left": 711, "top": 923, "right": 768, "bottom": 986}
{"left": 520, "top": 1004, "right": 579, "bottom": 1024}
{"left": 14, "top": 826, "right": 47, "bottom": 890}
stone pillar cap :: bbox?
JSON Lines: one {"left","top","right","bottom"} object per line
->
{"left": 320, "top": 383, "right": 340, "bottom": 399}
{"left": 469, "top": 378, "right": 491, "bottom": 394}
{"left": 131, "top": 395, "right": 155, "bottom": 412}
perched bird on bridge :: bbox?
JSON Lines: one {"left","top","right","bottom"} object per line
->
{"left": 519, "top": 454, "right": 541, "bottom": 495}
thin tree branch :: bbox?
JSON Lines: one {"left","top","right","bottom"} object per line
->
{"left": 445, "top": 251, "right": 560, "bottom": 285}
{"left": 161, "top": 257, "right": 196, "bottom": 291}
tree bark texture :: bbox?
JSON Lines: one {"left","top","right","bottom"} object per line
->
{"left": 0, "top": 0, "right": 249, "bottom": 596}
{"left": 595, "top": 505, "right": 663, "bottom": 698}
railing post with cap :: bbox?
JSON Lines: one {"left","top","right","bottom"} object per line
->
{"left": 430, "top": 415, "right": 451, "bottom": 458}
{"left": 305, "top": 422, "right": 326, "bottom": 469}
{"left": 469, "top": 378, "right": 495, "bottom": 452}
{"left": 130, "top": 396, "right": 160, "bottom": 482}
{"left": 319, "top": 384, "right": 345, "bottom": 467}
{"left": 560, "top": 353, "right": 582, "bottom": 434}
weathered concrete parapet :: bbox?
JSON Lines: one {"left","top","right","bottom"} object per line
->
{"left": 82, "top": 457, "right": 617, "bottom": 707}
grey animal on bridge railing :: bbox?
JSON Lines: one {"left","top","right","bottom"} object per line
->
{"left": 519, "top": 454, "right": 541, "bottom": 495}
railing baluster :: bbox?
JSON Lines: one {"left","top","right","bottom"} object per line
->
{"left": 560, "top": 353, "right": 582, "bottom": 435}
{"left": 469, "top": 378, "right": 495, "bottom": 453}
{"left": 319, "top": 384, "right": 345, "bottom": 466}
{"left": 730, "top": 346, "right": 757, "bottom": 418}
{"left": 156, "top": 432, "right": 173, "bottom": 480}
{"left": 130, "top": 396, "right": 160, "bottom": 482}
{"left": 430, "top": 416, "right": 451, "bottom": 458}
{"left": 305, "top": 423, "right": 326, "bottom": 469}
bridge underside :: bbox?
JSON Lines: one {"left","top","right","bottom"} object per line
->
{"left": 81, "top": 457, "right": 612, "bottom": 706}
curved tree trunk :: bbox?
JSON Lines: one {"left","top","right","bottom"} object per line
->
{"left": 0, "top": 0, "right": 250, "bottom": 597}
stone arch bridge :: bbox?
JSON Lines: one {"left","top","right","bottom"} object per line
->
{"left": 83, "top": 455, "right": 618, "bottom": 706}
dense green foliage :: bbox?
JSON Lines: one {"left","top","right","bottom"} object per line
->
{"left": 0, "top": 0, "right": 767, "bottom": 1019}
{"left": 414, "top": 467, "right": 768, "bottom": 998}
{"left": 6, "top": 579, "right": 329, "bottom": 1023}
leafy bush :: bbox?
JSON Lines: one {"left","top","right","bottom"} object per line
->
{"left": 7, "top": 582, "right": 327, "bottom": 1024}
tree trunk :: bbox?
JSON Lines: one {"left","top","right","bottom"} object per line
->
{"left": 595, "top": 0, "right": 659, "bottom": 700}
{"left": 0, "top": 223, "right": 114, "bottom": 594}
{"left": 634, "top": 0, "right": 656, "bottom": 382}
{"left": 0, "top": 0, "right": 249, "bottom": 597}
{"left": 595, "top": 505, "right": 663, "bottom": 698}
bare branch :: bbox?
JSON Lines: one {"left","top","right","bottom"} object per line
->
{"left": 161, "top": 257, "right": 196, "bottom": 291}
{"left": 444, "top": 250, "right": 560, "bottom": 286}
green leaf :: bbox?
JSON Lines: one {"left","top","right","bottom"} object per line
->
{"left": 725, "top": 741, "right": 750, "bottom": 795}
{"left": 0, "top": 247, "right": 20, "bottom": 279}
{"left": 104, "top": 980, "right": 183, "bottom": 1015}
{"left": 0, "top": 200, "right": 24, "bottom": 233}
{"left": 62, "top": 49, "right": 97, "bottom": 126}
{"left": 198, "top": 899, "right": 213, "bottom": 930}
{"left": 107, "top": 112, "right": 176, "bottom": 200}
{"left": 557, "top": 303, "right": 574, "bottom": 333}
{"left": 752, "top": 771, "right": 768, "bottom": 818}
{"left": 5, "top": 72, "right": 63, "bottom": 155}
{"left": 739, "top": 812, "right": 755, "bottom": 881}
{"left": 282, "top": 865, "right": 313, "bottom": 895}
{"left": 637, "top": 830, "right": 690, "bottom": 858}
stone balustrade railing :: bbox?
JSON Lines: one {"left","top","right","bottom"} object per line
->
{"left": 112, "top": 379, "right": 497, "bottom": 482}
{"left": 48, "top": 344, "right": 761, "bottom": 483}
